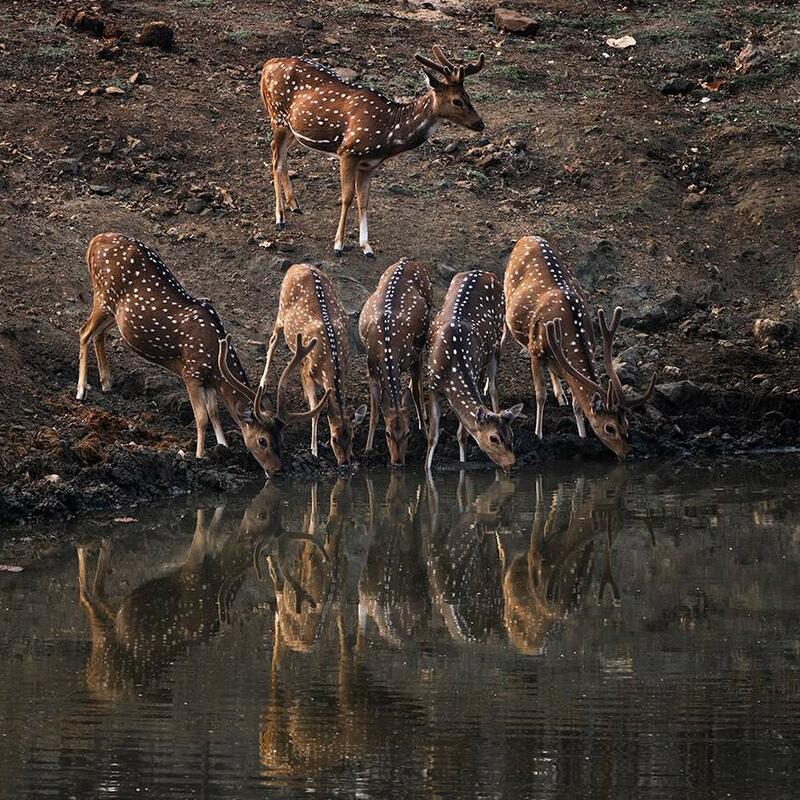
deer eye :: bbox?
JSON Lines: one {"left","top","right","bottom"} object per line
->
{"left": 258, "top": 437, "right": 268, "bottom": 447}
{"left": 489, "top": 434, "right": 500, "bottom": 445}
{"left": 604, "top": 424, "right": 617, "bottom": 436}
{"left": 452, "top": 98, "right": 464, "bottom": 107}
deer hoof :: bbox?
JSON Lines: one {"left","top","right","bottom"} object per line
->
{"left": 363, "top": 251, "right": 375, "bottom": 260}
{"left": 76, "top": 388, "right": 87, "bottom": 401}
{"left": 100, "top": 382, "right": 112, "bottom": 394}
{"left": 333, "top": 248, "right": 343, "bottom": 258}
{"left": 275, "top": 221, "right": 286, "bottom": 230}
{"left": 291, "top": 207, "right": 303, "bottom": 215}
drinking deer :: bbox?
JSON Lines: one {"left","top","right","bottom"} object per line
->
{"left": 358, "top": 258, "right": 432, "bottom": 465}
{"left": 426, "top": 271, "right": 523, "bottom": 472}
{"left": 503, "top": 236, "right": 655, "bottom": 459}
{"left": 76, "top": 234, "right": 327, "bottom": 475}
{"left": 260, "top": 46, "right": 486, "bottom": 257}
{"left": 261, "top": 264, "right": 367, "bottom": 466}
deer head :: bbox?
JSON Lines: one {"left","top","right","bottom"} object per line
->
{"left": 415, "top": 45, "right": 486, "bottom": 132}
{"left": 328, "top": 402, "right": 367, "bottom": 466}
{"left": 218, "top": 334, "right": 331, "bottom": 476}
{"left": 545, "top": 308, "right": 656, "bottom": 459}
{"left": 472, "top": 404, "right": 525, "bottom": 470}
{"left": 384, "top": 388, "right": 414, "bottom": 466}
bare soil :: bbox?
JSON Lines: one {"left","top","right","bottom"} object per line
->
{"left": 1, "top": 0, "right": 799, "bottom": 528}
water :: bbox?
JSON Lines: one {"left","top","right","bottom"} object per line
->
{"left": 1, "top": 462, "right": 799, "bottom": 799}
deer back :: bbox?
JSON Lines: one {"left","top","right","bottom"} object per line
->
{"left": 428, "top": 270, "right": 504, "bottom": 405}
{"left": 359, "top": 258, "right": 432, "bottom": 408}
{"left": 278, "top": 264, "right": 351, "bottom": 415}
{"left": 504, "top": 235, "right": 597, "bottom": 382}
{"left": 87, "top": 233, "right": 251, "bottom": 388}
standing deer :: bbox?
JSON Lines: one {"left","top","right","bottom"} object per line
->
{"left": 426, "top": 271, "right": 523, "bottom": 472}
{"left": 261, "top": 264, "right": 367, "bottom": 466}
{"left": 260, "top": 46, "right": 486, "bottom": 257}
{"left": 504, "top": 236, "right": 655, "bottom": 458}
{"left": 76, "top": 234, "right": 327, "bottom": 476}
{"left": 358, "top": 258, "right": 432, "bottom": 465}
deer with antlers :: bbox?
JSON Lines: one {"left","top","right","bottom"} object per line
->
{"left": 261, "top": 264, "right": 367, "bottom": 466}
{"left": 76, "top": 233, "right": 327, "bottom": 476}
{"left": 260, "top": 46, "right": 486, "bottom": 257}
{"left": 503, "top": 236, "right": 655, "bottom": 458}
{"left": 426, "top": 271, "right": 524, "bottom": 472}
{"left": 358, "top": 258, "right": 432, "bottom": 465}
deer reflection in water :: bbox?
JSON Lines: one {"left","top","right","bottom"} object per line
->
{"left": 76, "top": 485, "right": 291, "bottom": 698}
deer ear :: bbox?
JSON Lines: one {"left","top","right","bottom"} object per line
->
{"left": 591, "top": 393, "right": 604, "bottom": 413}
{"left": 352, "top": 404, "right": 368, "bottom": 426}
{"left": 475, "top": 406, "right": 488, "bottom": 425}
{"left": 422, "top": 68, "right": 446, "bottom": 91}
{"left": 401, "top": 386, "right": 414, "bottom": 410}
{"left": 240, "top": 405, "right": 254, "bottom": 424}
{"left": 502, "top": 403, "right": 524, "bottom": 422}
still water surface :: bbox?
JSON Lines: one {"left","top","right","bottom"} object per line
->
{"left": 1, "top": 463, "right": 799, "bottom": 799}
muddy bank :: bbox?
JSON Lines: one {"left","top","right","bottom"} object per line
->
{"left": 2, "top": 374, "right": 798, "bottom": 529}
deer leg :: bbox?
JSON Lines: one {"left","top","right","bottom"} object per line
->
{"left": 278, "top": 132, "right": 300, "bottom": 213}
{"left": 457, "top": 422, "right": 468, "bottom": 463}
{"left": 355, "top": 166, "right": 374, "bottom": 258}
{"left": 205, "top": 388, "right": 228, "bottom": 447}
{"left": 411, "top": 360, "right": 427, "bottom": 431}
{"left": 93, "top": 317, "right": 116, "bottom": 393}
{"left": 76, "top": 305, "right": 113, "bottom": 400}
{"left": 485, "top": 350, "right": 500, "bottom": 412}
{"left": 531, "top": 355, "right": 547, "bottom": 439}
{"left": 365, "top": 374, "right": 380, "bottom": 452}
{"left": 301, "top": 371, "right": 320, "bottom": 457}
{"left": 333, "top": 156, "right": 357, "bottom": 256}
{"left": 548, "top": 368, "right": 568, "bottom": 406}
{"left": 186, "top": 380, "right": 210, "bottom": 459}
{"left": 271, "top": 126, "right": 288, "bottom": 228}
{"left": 259, "top": 323, "right": 284, "bottom": 389}
{"left": 573, "top": 395, "right": 587, "bottom": 438}
{"left": 425, "top": 392, "right": 442, "bottom": 473}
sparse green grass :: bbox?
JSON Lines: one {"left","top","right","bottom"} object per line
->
{"left": 225, "top": 28, "right": 252, "bottom": 43}
{"left": 183, "top": 0, "right": 214, "bottom": 6}
{"left": 493, "top": 64, "right": 531, "bottom": 87}
{"left": 37, "top": 43, "right": 75, "bottom": 61}
{"left": 730, "top": 53, "right": 800, "bottom": 93}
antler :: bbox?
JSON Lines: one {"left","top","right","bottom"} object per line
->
{"left": 218, "top": 335, "right": 273, "bottom": 423}
{"left": 415, "top": 46, "right": 485, "bottom": 81}
{"left": 275, "top": 333, "right": 331, "bottom": 424}
{"left": 544, "top": 319, "right": 604, "bottom": 398}
{"left": 597, "top": 307, "right": 656, "bottom": 410}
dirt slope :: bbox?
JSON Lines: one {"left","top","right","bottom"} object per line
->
{"left": 1, "top": 0, "right": 799, "bottom": 524}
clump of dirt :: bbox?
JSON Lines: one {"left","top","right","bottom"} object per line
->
{"left": 0, "top": 0, "right": 799, "bottom": 528}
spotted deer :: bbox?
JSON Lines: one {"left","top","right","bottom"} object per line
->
{"left": 260, "top": 46, "right": 486, "bottom": 257}
{"left": 426, "top": 271, "right": 523, "bottom": 472}
{"left": 262, "top": 264, "right": 367, "bottom": 465}
{"left": 76, "top": 233, "right": 327, "bottom": 475}
{"left": 358, "top": 258, "right": 432, "bottom": 465}
{"left": 503, "top": 236, "right": 655, "bottom": 459}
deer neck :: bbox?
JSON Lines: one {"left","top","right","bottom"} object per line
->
{"left": 387, "top": 92, "right": 438, "bottom": 152}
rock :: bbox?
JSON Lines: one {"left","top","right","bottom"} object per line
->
{"left": 606, "top": 35, "right": 636, "bottom": 50}
{"left": 96, "top": 139, "right": 115, "bottom": 155}
{"left": 138, "top": 21, "right": 174, "bottom": 50}
{"left": 444, "top": 142, "right": 460, "bottom": 154}
{"left": 185, "top": 197, "right": 207, "bottom": 214}
{"left": 272, "top": 257, "right": 292, "bottom": 272}
{"left": 44, "top": 474, "right": 62, "bottom": 485}
{"left": 388, "top": 184, "right": 413, "bottom": 196}
{"left": 105, "top": 85, "right": 126, "bottom": 95}
{"left": 494, "top": 8, "right": 539, "bottom": 35}
{"left": 662, "top": 365, "right": 682, "bottom": 379}
{"left": 683, "top": 192, "right": 705, "bottom": 209}
{"left": 275, "top": 241, "right": 296, "bottom": 253}
{"left": 54, "top": 158, "right": 81, "bottom": 175}
{"left": 753, "top": 318, "right": 794, "bottom": 348}
{"left": 296, "top": 16, "right": 323, "bottom": 30}
{"left": 58, "top": 8, "right": 105, "bottom": 37}
{"left": 735, "top": 41, "right": 773, "bottom": 74}
{"left": 575, "top": 238, "right": 617, "bottom": 291}
{"left": 661, "top": 77, "right": 697, "bottom": 95}
{"left": 622, "top": 292, "right": 691, "bottom": 332}
{"left": 128, "top": 71, "right": 146, "bottom": 84}
{"left": 616, "top": 344, "right": 650, "bottom": 366}
{"left": 334, "top": 67, "right": 359, "bottom": 82}
{"left": 89, "top": 184, "right": 114, "bottom": 195}
{"left": 656, "top": 380, "right": 702, "bottom": 406}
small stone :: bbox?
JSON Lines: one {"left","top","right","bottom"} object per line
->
{"left": 89, "top": 184, "right": 114, "bottom": 195}
{"left": 753, "top": 318, "right": 794, "bottom": 348}
{"left": 105, "top": 85, "right": 126, "bottom": 95}
{"left": 334, "top": 67, "right": 358, "bottom": 82}
{"left": 138, "top": 21, "right": 174, "bottom": 50}
{"left": 54, "top": 158, "right": 81, "bottom": 175}
{"left": 661, "top": 77, "right": 697, "bottom": 95}
{"left": 185, "top": 197, "right": 207, "bottom": 214}
{"left": 128, "top": 71, "right": 146, "bottom": 84}
{"left": 683, "top": 192, "right": 705, "bottom": 210}
{"left": 494, "top": 8, "right": 539, "bottom": 35}
{"left": 444, "top": 142, "right": 460, "bottom": 154}
{"left": 44, "top": 474, "right": 61, "bottom": 484}
{"left": 97, "top": 139, "right": 115, "bottom": 155}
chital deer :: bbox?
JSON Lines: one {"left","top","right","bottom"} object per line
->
{"left": 503, "top": 236, "right": 656, "bottom": 459}
{"left": 77, "top": 233, "right": 327, "bottom": 475}
{"left": 426, "top": 271, "right": 523, "bottom": 472}
{"left": 358, "top": 258, "right": 432, "bottom": 465}
{"left": 262, "top": 264, "right": 367, "bottom": 466}
{"left": 260, "top": 46, "right": 486, "bottom": 257}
